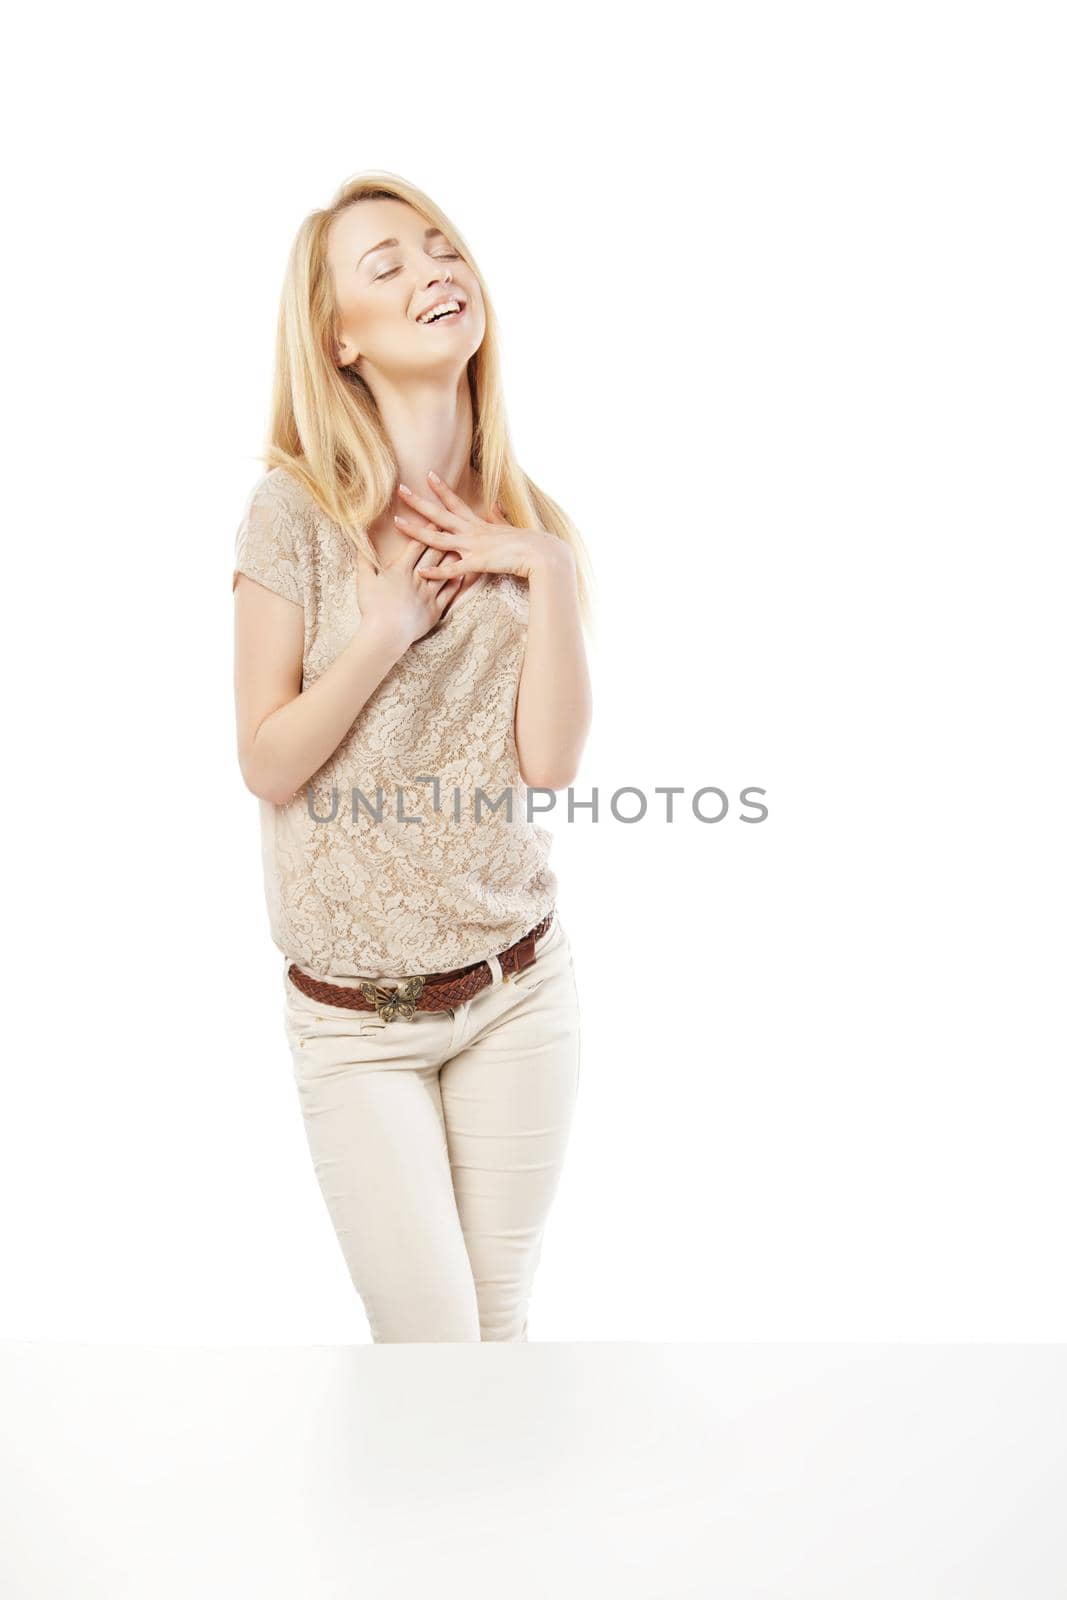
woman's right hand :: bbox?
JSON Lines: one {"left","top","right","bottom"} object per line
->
{"left": 355, "top": 542, "right": 464, "bottom": 650}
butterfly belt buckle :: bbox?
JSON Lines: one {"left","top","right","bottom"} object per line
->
{"left": 359, "top": 974, "right": 427, "bottom": 1023}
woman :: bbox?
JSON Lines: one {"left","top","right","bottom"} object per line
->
{"left": 231, "top": 172, "right": 594, "bottom": 1344}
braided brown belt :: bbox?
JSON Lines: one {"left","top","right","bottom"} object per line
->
{"left": 286, "top": 913, "right": 554, "bottom": 1022}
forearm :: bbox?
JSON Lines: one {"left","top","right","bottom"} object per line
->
{"left": 246, "top": 622, "right": 407, "bottom": 805}
{"left": 514, "top": 545, "right": 592, "bottom": 790}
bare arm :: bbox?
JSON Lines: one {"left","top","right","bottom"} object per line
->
{"left": 513, "top": 542, "right": 592, "bottom": 790}
{"left": 233, "top": 575, "right": 407, "bottom": 806}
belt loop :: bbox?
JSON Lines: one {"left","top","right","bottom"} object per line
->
{"left": 485, "top": 951, "right": 504, "bottom": 988}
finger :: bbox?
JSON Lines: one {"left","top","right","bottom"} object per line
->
{"left": 396, "top": 480, "right": 467, "bottom": 534}
{"left": 419, "top": 556, "right": 467, "bottom": 579}
{"left": 393, "top": 513, "right": 461, "bottom": 554}
{"left": 386, "top": 536, "right": 440, "bottom": 581}
{"left": 435, "top": 574, "right": 465, "bottom": 608}
{"left": 419, "top": 559, "right": 453, "bottom": 586}
{"left": 423, "top": 470, "right": 471, "bottom": 514}
{"left": 415, "top": 550, "right": 453, "bottom": 581}
{"left": 422, "top": 560, "right": 460, "bottom": 592}
{"left": 400, "top": 536, "right": 432, "bottom": 571}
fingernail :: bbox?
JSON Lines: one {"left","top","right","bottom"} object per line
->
{"left": 398, "top": 482, "right": 411, "bottom": 494}
{"left": 428, "top": 469, "right": 441, "bottom": 482}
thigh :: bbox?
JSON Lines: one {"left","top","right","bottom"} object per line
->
{"left": 438, "top": 931, "right": 581, "bottom": 1341}
{"left": 283, "top": 984, "right": 480, "bottom": 1343}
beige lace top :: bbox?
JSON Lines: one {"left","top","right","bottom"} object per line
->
{"left": 232, "top": 467, "right": 558, "bottom": 979}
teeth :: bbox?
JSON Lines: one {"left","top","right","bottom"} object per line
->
{"left": 418, "top": 298, "right": 462, "bottom": 324}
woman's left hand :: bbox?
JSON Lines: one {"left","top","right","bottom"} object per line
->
{"left": 392, "top": 470, "right": 564, "bottom": 583}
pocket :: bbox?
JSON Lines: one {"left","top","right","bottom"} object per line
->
{"left": 283, "top": 968, "right": 376, "bottom": 1030}
{"left": 507, "top": 916, "right": 567, "bottom": 992}
{"left": 284, "top": 995, "right": 388, "bottom": 1061}
{"left": 508, "top": 961, "right": 550, "bottom": 994}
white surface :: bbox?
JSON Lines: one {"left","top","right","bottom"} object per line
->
{"left": 2, "top": 1342, "right": 1065, "bottom": 1597}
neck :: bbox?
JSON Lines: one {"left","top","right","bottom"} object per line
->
{"left": 366, "top": 368, "right": 482, "bottom": 513}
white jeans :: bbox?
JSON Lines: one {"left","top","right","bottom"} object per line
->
{"left": 281, "top": 912, "right": 581, "bottom": 1343}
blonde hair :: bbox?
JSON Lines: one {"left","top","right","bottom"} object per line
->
{"left": 256, "top": 169, "right": 596, "bottom": 630}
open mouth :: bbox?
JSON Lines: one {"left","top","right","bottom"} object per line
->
{"left": 417, "top": 299, "right": 468, "bottom": 327}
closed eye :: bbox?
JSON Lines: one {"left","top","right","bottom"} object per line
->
{"left": 374, "top": 252, "right": 459, "bottom": 282}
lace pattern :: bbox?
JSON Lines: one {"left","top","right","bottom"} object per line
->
{"left": 233, "top": 468, "right": 558, "bottom": 978}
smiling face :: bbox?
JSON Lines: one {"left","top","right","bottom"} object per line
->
{"left": 326, "top": 197, "right": 485, "bottom": 379}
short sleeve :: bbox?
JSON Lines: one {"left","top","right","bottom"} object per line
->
{"left": 231, "top": 471, "right": 307, "bottom": 607}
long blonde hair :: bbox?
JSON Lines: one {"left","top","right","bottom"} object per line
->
{"left": 257, "top": 169, "right": 595, "bottom": 629}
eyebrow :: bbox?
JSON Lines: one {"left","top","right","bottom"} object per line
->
{"left": 357, "top": 227, "right": 447, "bottom": 267}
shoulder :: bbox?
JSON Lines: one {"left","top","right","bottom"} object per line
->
{"left": 245, "top": 465, "right": 321, "bottom": 523}
{"left": 234, "top": 466, "right": 321, "bottom": 591}
{"left": 237, "top": 469, "right": 333, "bottom": 568}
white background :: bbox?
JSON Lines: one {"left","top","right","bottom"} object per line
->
{"left": 3, "top": 1, "right": 1063, "bottom": 1346}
